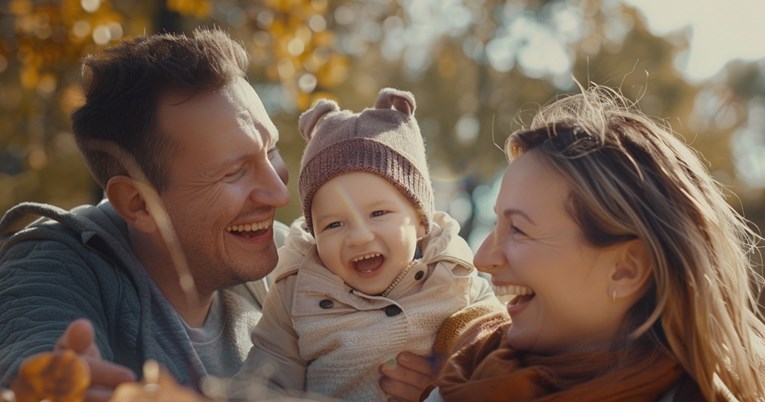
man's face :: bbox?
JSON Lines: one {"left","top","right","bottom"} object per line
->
{"left": 155, "top": 77, "right": 289, "bottom": 293}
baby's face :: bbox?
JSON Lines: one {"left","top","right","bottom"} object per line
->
{"left": 311, "top": 171, "right": 425, "bottom": 295}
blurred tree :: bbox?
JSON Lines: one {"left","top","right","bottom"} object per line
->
{"left": 0, "top": 0, "right": 351, "bottom": 223}
{"left": 1, "top": 0, "right": 763, "bottom": 247}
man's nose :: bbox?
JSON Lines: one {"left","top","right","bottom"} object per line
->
{"left": 249, "top": 163, "right": 289, "bottom": 208}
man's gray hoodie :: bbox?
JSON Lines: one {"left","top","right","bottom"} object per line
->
{"left": 0, "top": 201, "right": 274, "bottom": 388}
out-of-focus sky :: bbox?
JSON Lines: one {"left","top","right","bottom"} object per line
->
{"left": 624, "top": 0, "right": 765, "bottom": 81}
{"left": 464, "top": 0, "right": 765, "bottom": 248}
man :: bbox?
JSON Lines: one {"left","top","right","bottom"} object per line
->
{"left": 0, "top": 28, "right": 432, "bottom": 402}
{"left": 0, "top": 27, "right": 288, "bottom": 398}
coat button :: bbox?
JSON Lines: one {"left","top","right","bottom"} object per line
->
{"left": 414, "top": 270, "right": 424, "bottom": 280}
{"left": 319, "top": 299, "right": 334, "bottom": 309}
{"left": 385, "top": 304, "right": 402, "bottom": 317}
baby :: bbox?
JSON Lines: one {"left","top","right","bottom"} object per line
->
{"left": 232, "top": 88, "right": 503, "bottom": 401}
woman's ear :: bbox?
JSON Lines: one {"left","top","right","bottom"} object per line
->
{"left": 609, "top": 239, "right": 652, "bottom": 301}
{"left": 106, "top": 176, "right": 158, "bottom": 234}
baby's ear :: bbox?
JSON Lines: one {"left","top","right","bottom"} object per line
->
{"left": 374, "top": 88, "right": 416, "bottom": 116}
{"left": 298, "top": 99, "right": 339, "bottom": 141}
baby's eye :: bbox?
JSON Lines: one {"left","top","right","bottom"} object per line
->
{"left": 325, "top": 221, "right": 342, "bottom": 230}
{"left": 371, "top": 210, "right": 388, "bottom": 218}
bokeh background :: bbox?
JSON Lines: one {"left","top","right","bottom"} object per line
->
{"left": 2, "top": 0, "right": 765, "bottom": 252}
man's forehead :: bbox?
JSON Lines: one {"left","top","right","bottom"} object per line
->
{"left": 228, "top": 77, "right": 279, "bottom": 141}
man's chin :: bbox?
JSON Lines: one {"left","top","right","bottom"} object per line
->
{"left": 234, "top": 261, "right": 278, "bottom": 284}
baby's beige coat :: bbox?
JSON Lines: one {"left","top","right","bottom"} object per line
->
{"left": 234, "top": 212, "right": 502, "bottom": 401}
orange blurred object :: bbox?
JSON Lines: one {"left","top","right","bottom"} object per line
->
{"left": 108, "top": 360, "right": 210, "bottom": 402}
{"left": 10, "top": 350, "right": 89, "bottom": 402}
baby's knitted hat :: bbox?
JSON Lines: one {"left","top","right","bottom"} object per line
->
{"left": 298, "top": 87, "right": 433, "bottom": 235}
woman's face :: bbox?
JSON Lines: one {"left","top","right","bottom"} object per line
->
{"left": 474, "top": 150, "right": 629, "bottom": 354}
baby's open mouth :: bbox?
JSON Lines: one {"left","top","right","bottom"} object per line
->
{"left": 352, "top": 253, "right": 384, "bottom": 273}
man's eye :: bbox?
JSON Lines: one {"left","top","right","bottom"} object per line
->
{"left": 267, "top": 147, "right": 281, "bottom": 160}
{"left": 225, "top": 167, "right": 246, "bottom": 180}
{"left": 371, "top": 210, "right": 387, "bottom": 218}
{"left": 510, "top": 225, "right": 527, "bottom": 236}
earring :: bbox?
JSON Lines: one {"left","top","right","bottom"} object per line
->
{"left": 611, "top": 289, "right": 617, "bottom": 303}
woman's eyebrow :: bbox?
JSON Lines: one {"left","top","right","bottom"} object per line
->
{"left": 503, "top": 208, "right": 536, "bottom": 225}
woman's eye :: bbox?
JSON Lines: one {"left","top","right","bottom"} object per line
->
{"left": 510, "top": 225, "right": 527, "bottom": 236}
{"left": 371, "top": 210, "right": 387, "bottom": 218}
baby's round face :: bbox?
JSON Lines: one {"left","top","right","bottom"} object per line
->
{"left": 311, "top": 171, "right": 425, "bottom": 295}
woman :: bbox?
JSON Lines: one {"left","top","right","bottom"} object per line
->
{"left": 424, "top": 85, "right": 765, "bottom": 401}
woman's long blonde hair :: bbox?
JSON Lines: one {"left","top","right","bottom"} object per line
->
{"left": 506, "top": 84, "right": 765, "bottom": 401}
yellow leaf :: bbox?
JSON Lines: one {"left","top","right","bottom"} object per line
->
{"left": 20, "top": 66, "right": 39, "bottom": 89}
{"left": 317, "top": 55, "right": 349, "bottom": 88}
{"left": 9, "top": 0, "right": 32, "bottom": 16}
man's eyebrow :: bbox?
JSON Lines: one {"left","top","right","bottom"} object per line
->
{"left": 237, "top": 109, "right": 280, "bottom": 145}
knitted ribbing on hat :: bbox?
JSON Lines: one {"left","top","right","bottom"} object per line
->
{"left": 297, "top": 87, "right": 434, "bottom": 235}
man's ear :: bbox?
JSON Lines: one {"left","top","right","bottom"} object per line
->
{"left": 106, "top": 176, "right": 158, "bottom": 234}
{"left": 609, "top": 239, "right": 652, "bottom": 301}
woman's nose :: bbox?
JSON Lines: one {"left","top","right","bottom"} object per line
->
{"left": 473, "top": 232, "right": 505, "bottom": 274}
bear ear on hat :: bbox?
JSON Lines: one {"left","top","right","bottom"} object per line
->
{"left": 298, "top": 99, "right": 339, "bottom": 141}
{"left": 374, "top": 88, "right": 416, "bottom": 116}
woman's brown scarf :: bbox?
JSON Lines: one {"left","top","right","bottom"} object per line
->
{"left": 433, "top": 320, "right": 686, "bottom": 402}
